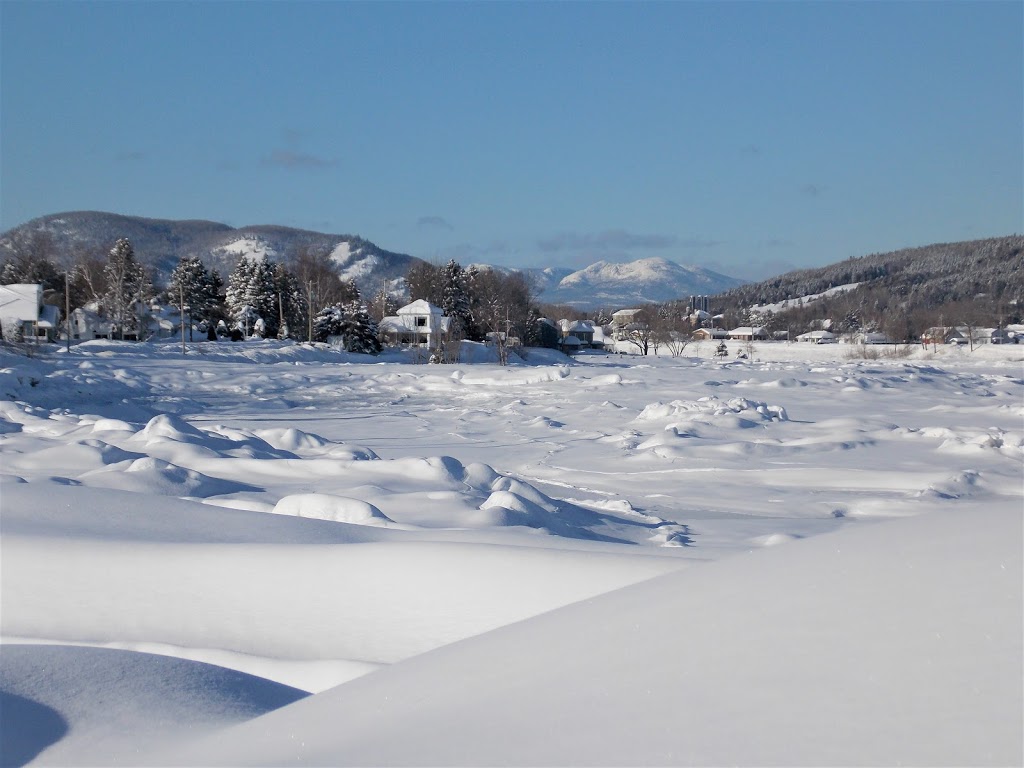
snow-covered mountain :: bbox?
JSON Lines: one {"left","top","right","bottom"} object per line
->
{"left": 2, "top": 213, "right": 744, "bottom": 309}
{"left": 528, "top": 257, "right": 743, "bottom": 309}
{"left": 0, "top": 212, "right": 419, "bottom": 293}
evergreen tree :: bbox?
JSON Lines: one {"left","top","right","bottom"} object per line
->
{"left": 312, "top": 304, "right": 343, "bottom": 343}
{"left": 226, "top": 257, "right": 276, "bottom": 337}
{"left": 103, "top": 238, "right": 150, "bottom": 340}
{"left": 522, "top": 307, "right": 543, "bottom": 347}
{"left": 311, "top": 302, "right": 380, "bottom": 353}
{"left": 169, "top": 256, "right": 222, "bottom": 340}
{"left": 440, "top": 259, "right": 471, "bottom": 337}
{"left": 273, "top": 263, "right": 306, "bottom": 340}
{"left": 842, "top": 309, "right": 862, "bottom": 333}
{"left": 341, "top": 301, "right": 381, "bottom": 354}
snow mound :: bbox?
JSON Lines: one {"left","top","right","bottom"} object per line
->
{"left": 460, "top": 365, "right": 569, "bottom": 386}
{"left": 81, "top": 456, "right": 255, "bottom": 498}
{"left": 254, "top": 427, "right": 330, "bottom": 453}
{"left": 0, "top": 644, "right": 307, "bottom": 766}
{"left": 635, "top": 395, "right": 788, "bottom": 422}
{"left": 272, "top": 494, "right": 394, "bottom": 525}
{"left": 155, "top": 504, "right": 1022, "bottom": 767}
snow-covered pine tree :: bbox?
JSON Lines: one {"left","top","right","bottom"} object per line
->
{"left": 314, "top": 301, "right": 381, "bottom": 352}
{"left": 168, "top": 256, "right": 223, "bottom": 340}
{"left": 440, "top": 259, "right": 471, "bottom": 337}
{"left": 225, "top": 259, "right": 254, "bottom": 333}
{"left": 843, "top": 309, "right": 862, "bottom": 332}
{"left": 312, "top": 304, "right": 343, "bottom": 343}
{"left": 207, "top": 269, "right": 225, "bottom": 320}
{"left": 340, "top": 301, "right": 381, "bottom": 354}
{"left": 523, "top": 307, "right": 542, "bottom": 347}
{"left": 103, "top": 238, "right": 150, "bottom": 340}
{"left": 273, "top": 263, "right": 305, "bottom": 340}
{"left": 226, "top": 257, "right": 277, "bottom": 337}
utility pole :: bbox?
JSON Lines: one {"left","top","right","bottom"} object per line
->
{"left": 179, "top": 282, "right": 186, "bottom": 356}
{"left": 64, "top": 271, "right": 71, "bottom": 354}
{"left": 307, "top": 280, "right": 313, "bottom": 341}
{"left": 278, "top": 288, "right": 285, "bottom": 339}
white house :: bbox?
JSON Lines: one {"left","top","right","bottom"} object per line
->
{"left": 380, "top": 299, "right": 449, "bottom": 349}
{"left": 611, "top": 309, "right": 644, "bottom": 339}
{"left": 796, "top": 330, "right": 837, "bottom": 344}
{"left": 857, "top": 331, "right": 893, "bottom": 345}
{"left": 692, "top": 327, "right": 728, "bottom": 341}
{"left": 728, "top": 326, "right": 769, "bottom": 341}
{"left": 973, "top": 327, "right": 1012, "bottom": 345}
{"left": 560, "top": 319, "right": 596, "bottom": 348}
{"left": 71, "top": 306, "right": 113, "bottom": 340}
{"left": 0, "top": 283, "right": 60, "bottom": 341}
{"left": 921, "top": 327, "right": 966, "bottom": 346}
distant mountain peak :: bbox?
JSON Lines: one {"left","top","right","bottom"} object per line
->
{"left": 528, "top": 257, "right": 742, "bottom": 309}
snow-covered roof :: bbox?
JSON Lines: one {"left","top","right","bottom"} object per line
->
{"left": 797, "top": 330, "right": 836, "bottom": 339}
{"left": 728, "top": 326, "right": 766, "bottom": 337}
{"left": 612, "top": 308, "right": 642, "bottom": 320}
{"left": 379, "top": 317, "right": 404, "bottom": 332}
{"left": 0, "top": 284, "right": 42, "bottom": 322}
{"left": 561, "top": 335, "right": 582, "bottom": 346}
{"left": 560, "top": 320, "right": 593, "bottom": 333}
{"left": 397, "top": 300, "right": 444, "bottom": 316}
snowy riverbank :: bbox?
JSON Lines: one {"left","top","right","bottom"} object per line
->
{"left": 2, "top": 340, "right": 1021, "bottom": 765}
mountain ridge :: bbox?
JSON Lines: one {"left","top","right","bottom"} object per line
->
{"left": 0, "top": 211, "right": 419, "bottom": 291}
{"left": 1, "top": 212, "right": 745, "bottom": 310}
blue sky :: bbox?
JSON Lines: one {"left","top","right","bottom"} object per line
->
{"left": 2, "top": 1, "right": 1021, "bottom": 279}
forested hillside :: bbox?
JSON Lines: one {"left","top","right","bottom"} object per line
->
{"left": 0, "top": 211, "right": 419, "bottom": 289}
{"left": 712, "top": 236, "right": 1023, "bottom": 338}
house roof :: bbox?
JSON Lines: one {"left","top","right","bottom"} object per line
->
{"left": 397, "top": 299, "right": 443, "bottom": 316}
{"left": 0, "top": 283, "right": 42, "bottom": 322}
{"left": 728, "top": 326, "right": 766, "bottom": 336}
{"left": 562, "top": 320, "right": 593, "bottom": 333}
{"left": 797, "top": 330, "right": 836, "bottom": 339}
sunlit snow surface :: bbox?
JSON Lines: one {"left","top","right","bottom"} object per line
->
{"left": 1, "top": 339, "right": 1021, "bottom": 766}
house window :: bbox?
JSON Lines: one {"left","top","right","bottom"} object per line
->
{"left": 416, "top": 317, "right": 427, "bottom": 327}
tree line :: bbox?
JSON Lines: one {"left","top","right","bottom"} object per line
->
{"left": 0, "top": 230, "right": 384, "bottom": 351}
{"left": 0, "top": 233, "right": 546, "bottom": 356}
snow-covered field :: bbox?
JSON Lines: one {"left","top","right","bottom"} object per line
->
{"left": 1, "top": 339, "right": 1021, "bottom": 766}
